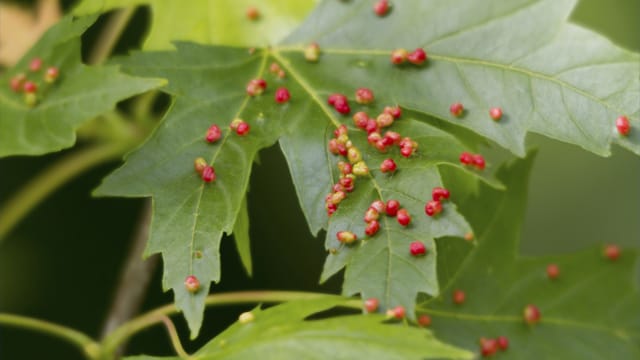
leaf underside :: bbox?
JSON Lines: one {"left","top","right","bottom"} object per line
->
{"left": 95, "top": 0, "right": 640, "bottom": 337}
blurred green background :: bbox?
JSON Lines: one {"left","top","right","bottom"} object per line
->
{"left": 0, "top": 0, "right": 638, "bottom": 358}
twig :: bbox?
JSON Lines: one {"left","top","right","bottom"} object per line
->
{"left": 99, "top": 200, "right": 158, "bottom": 354}
{"left": 0, "top": 141, "right": 131, "bottom": 242}
{"left": 87, "top": 7, "right": 136, "bottom": 65}
{"left": 0, "top": 313, "right": 100, "bottom": 359}
{"left": 160, "top": 316, "right": 190, "bottom": 359}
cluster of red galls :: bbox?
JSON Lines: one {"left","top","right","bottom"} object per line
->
{"left": 245, "top": 77, "right": 291, "bottom": 104}
{"left": 478, "top": 336, "right": 510, "bottom": 357}
{"left": 8, "top": 57, "right": 59, "bottom": 107}
{"left": 336, "top": 185, "right": 450, "bottom": 253}
{"left": 195, "top": 77, "right": 292, "bottom": 183}
{"left": 325, "top": 124, "right": 369, "bottom": 216}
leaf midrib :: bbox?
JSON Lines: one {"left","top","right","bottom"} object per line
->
{"left": 183, "top": 50, "right": 270, "bottom": 312}
{"left": 419, "top": 307, "right": 640, "bottom": 340}
{"left": 275, "top": 47, "right": 631, "bottom": 117}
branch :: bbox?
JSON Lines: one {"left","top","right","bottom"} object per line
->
{"left": 160, "top": 316, "right": 190, "bottom": 359}
{"left": 0, "top": 313, "right": 100, "bottom": 359}
{"left": 99, "top": 200, "right": 158, "bottom": 352}
{"left": 0, "top": 141, "right": 132, "bottom": 242}
{"left": 87, "top": 6, "right": 137, "bottom": 65}
{"left": 101, "top": 291, "right": 358, "bottom": 357}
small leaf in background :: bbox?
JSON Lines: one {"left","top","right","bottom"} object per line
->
{"left": 73, "top": 0, "right": 319, "bottom": 49}
{"left": 0, "top": 15, "right": 164, "bottom": 157}
{"left": 122, "top": 297, "right": 473, "bottom": 360}
{"left": 419, "top": 153, "right": 640, "bottom": 358}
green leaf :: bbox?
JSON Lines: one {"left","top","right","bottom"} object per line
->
{"left": 311, "top": 119, "right": 476, "bottom": 318}
{"left": 0, "top": 15, "right": 164, "bottom": 157}
{"left": 419, "top": 153, "right": 640, "bottom": 358}
{"left": 74, "top": 0, "right": 318, "bottom": 49}
{"left": 232, "top": 195, "right": 253, "bottom": 276}
{"left": 282, "top": 0, "right": 640, "bottom": 156}
{"left": 94, "top": 44, "right": 282, "bottom": 337}
{"left": 177, "top": 297, "right": 472, "bottom": 360}
{"left": 95, "top": 0, "right": 639, "bottom": 338}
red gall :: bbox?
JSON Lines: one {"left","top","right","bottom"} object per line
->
{"left": 29, "top": 57, "right": 43, "bottom": 72}
{"left": 9, "top": 73, "right": 26, "bottom": 92}
{"left": 245, "top": 6, "right": 260, "bottom": 20}
{"left": 365, "top": 220, "right": 380, "bottom": 236}
{"left": 23, "top": 81, "right": 37, "bottom": 93}
{"left": 449, "top": 102, "right": 464, "bottom": 117}
{"left": 409, "top": 241, "right": 426, "bottom": 256}
{"left": 452, "top": 289, "right": 466, "bottom": 305}
{"left": 496, "top": 336, "right": 509, "bottom": 351}
{"left": 366, "top": 119, "right": 379, "bottom": 134}
{"left": 44, "top": 66, "right": 59, "bottom": 83}
{"left": 364, "top": 298, "right": 379, "bottom": 313}
{"left": 604, "top": 244, "right": 620, "bottom": 261}
{"left": 407, "top": 48, "right": 427, "bottom": 65}
{"left": 373, "top": 0, "right": 390, "bottom": 17}
{"left": 390, "top": 49, "right": 408, "bottom": 65}
{"left": 275, "top": 87, "right": 291, "bottom": 103}
{"left": 431, "top": 187, "right": 450, "bottom": 202}
{"left": 333, "top": 96, "right": 351, "bottom": 115}
{"left": 386, "top": 305, "right": 405, "bottom": 319}
{"left": 424, "top": 200, "right": 442, "bottom": 217}
{"left": 355, "top": 87, "right": 375, "bottom": 104}
{"left": 364, "top": 207, "right": 380, "bottom": 223}
{"left": 472, "top": 154, "right": 486, "bottom": 170}
{"left": 480, "top": 338, "right": 498, "bottom": 357}
{"left": 338, "top": 161, "right": 353, "bottom": 175}
{"left": 489, "top": 107, "right": 503, "bottom": 121}
{"left": 328, "top": 93, "right": 347, "bottom": 106}
{"left": 235, "top": 121, "right": 250, "bottom": 136}
{"left": 246, "top": 78, "right": 267, "bottom": 96}
{"left": 184, "top": 275, "right": 200, "bottom": 293}
{"left": 616, "top": 115, "right": 630, "bottom": 136}
{"left": 396, "top": 208, "right": 411, "bottom": 226}
{"left": 459, "top": 151, "right": 473, "bottom": 165}
{"left": 383, "top": 105, "right": 402, "bottom": 119}
{"left": 370, "top": 200, "right": 386, "bottom": 213}
{"left": 417, "top": 314, "right": 431, "bottom": 327}
{"left": 523, "top": 304, "right": 541, "bottom": 325}
{"left": 202, "top": 166, "right": 216, "bottom": 182}
{"left": 353, "top": 111, "right": 369, "bottom": 129}
{"left": 384, "top": 131, "right": 401, "bottom": 144}
{"left": 376, "top": 113, "right": 394, "bottom": 128}
{"left": 205, "top": 124, "right": 222, "bottom": 143}
{"left": 546, "top": 263, "right": 560, "bottom": 280}
{"left": 269, "top": 62, "right": 281, "bottom": 74}
{"left": 380, "top": 158, "right": 397, "bottom": 173}
{"left": 386, "top": 199, "right": 400, "bottom": 216}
